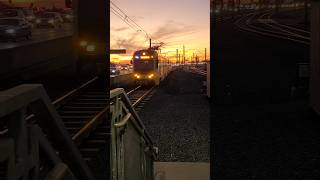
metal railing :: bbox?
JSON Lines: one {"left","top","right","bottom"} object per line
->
{"left": 0, "top": 84, "right": 157, "bottom": 180}
{"left": 110, "top": 88, "right": 158, "bottom": 180}
{"left": 0, "top": 84, "right": 95, "bottom": 180}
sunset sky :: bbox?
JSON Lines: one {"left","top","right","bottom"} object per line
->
{"left": 110, "top": 0, "right": 210, "bottom": 63}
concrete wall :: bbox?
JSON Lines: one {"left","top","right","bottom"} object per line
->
{"left": 310, "top": 0, "right": 320, "bottom": 115}
{"left": 0, "top": 36, "right": 75, "bottom": 81}
{"left": 110, "top": 74, "right": 134, "bottom": 88}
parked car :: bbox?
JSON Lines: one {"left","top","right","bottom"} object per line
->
{"left": 0, "top": 18, "right": 32, "bottom": 41}
{"left": 35, "top": 12, "right": 63, "bottom": 28}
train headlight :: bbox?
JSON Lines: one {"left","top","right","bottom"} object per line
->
{"left": 134, "top": 74, "right": 140, "bottom": 79}
{"left": 148, "top": 74, "right": 154, "bottom": 79}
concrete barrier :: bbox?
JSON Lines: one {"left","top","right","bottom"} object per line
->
{"left": 0, "top": 35, "right": 75, "bottom": 82}
{"left": 110, "top": 73, "right": 134, "bottom": 87}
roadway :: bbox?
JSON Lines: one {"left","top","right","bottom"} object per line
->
{"left": 0, "top": 23, "right": 73, "bottom": 50}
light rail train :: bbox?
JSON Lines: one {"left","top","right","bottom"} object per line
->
{"left": 132, "top": 48, "right": 171, "bottom": 85}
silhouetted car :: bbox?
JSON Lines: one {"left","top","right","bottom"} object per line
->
{"left": 35, "top": 12, "right": 63, "bottom": 28}
{"left": 60, "top": 10, "right": 73, "bottom": 23}
{"left": 110, "top": 64, "right": 120, "bottom": 75}
{"left": 0, "top": 18, "right": 32, "bottom": 41}
{"left": 22, "top": 8, "right": 36, "bottom": 23}
{"left": 120, "top": 64, "right": 130, "bottom": 71}
{"left": 0, "top": 9, "right": 25, "bottom": 19}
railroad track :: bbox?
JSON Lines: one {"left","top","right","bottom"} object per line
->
{"left": 235, "top": 10, "right": 310, "bottom": 45}
{"left": 127, "top": 85, "right": 156, "bottom": 113}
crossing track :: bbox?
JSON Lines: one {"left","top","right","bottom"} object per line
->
{"left": 234, "top": 9, "right": 310, "bottom": 45}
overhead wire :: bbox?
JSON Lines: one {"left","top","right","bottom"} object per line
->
{"left": 110, "top": 0, "right": 151, "bottom": 38}
{"left": 110, "top": 0, "right": 166, "bottom": 49}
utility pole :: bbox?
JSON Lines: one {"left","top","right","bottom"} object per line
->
{"left": 205, "top": 48, "right": 207, "bottom": 62}
{"left": 176, "top": 49, "right": 179, "bottom": 64}
{"left": 192, "top": 52, "right": 195, "bottom": 64}
{"left": 179, "top": 54, "right": 181, "bottom": 64}
{"left": 183, "top": 45, "right": 185, "bottom": 64}
{"left": 149, "top": 38, "right": 152, "bottom": 50}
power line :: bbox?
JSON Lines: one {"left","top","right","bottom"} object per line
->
{"left": 110, "top": 0, "right": 151, "bottom": 39}
{"left": 110, "top": 8, "right": 138, "bottom": 31}
{"left": 110, "top": 0, "right": 168, "bottom": 50}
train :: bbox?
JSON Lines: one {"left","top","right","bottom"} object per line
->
{"left": 132, "top": 48, "right": 171, "bottom": 85}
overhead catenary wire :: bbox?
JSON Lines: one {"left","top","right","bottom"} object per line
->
{"left": 110, "top": 7, "right": 138, "bottom": 31}
{"left": 110, "top": 0, "right": 151, "bottom": 38}
{"left": 110, "top": 0, "right": 167, "bottom": 50}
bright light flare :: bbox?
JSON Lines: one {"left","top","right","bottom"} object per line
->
{"left": 148, "top": 74, "right": 154, "bottom": 79}
{"left": 86, "top": 45, "right": 96, "bottom": 52}
{"left": 80, "top": 41, "right": 88, "bottom": 47}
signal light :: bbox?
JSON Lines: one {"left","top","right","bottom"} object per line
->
{"left": 80, "top": 41, "right": 88, "bottom": 47}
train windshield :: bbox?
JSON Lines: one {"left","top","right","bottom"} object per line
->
{"left": 133, "top": 60, "right": 155, "bottom": 72}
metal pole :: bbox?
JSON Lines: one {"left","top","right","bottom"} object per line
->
{"left": 205, "top": 48, "right": 207, "bottom": 62}
{"left": 176, "top": 49, "right": 179, "bottom": 64}
{"left": 183, "top": 45, "right": 185, "bottom": 64}
{"left": 149, "top": 38, "right": 152, "bottom": 49}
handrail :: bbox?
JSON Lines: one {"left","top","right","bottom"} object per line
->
{"left": 110, "top": 88, "right": 155, "bottom": 147}
{"left": 0, "top": 84, "right": 95, "bottom": 180}
{"left": 72, "top": 106, "right": 109, "bottom": 146}
{"left": 25, "top": 76, "right": 98, "bottom": 123}
{"left": 114, "top": 113, "right": 131, "bottom": 128}
{"left": 52, "top": 76, "right": 98, "bottom": 108}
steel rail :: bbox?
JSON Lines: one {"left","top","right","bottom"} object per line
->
{"left": 261, "top": 12, "right": 310, "bottom": 39}
{"left": 132, "top": 86, "right": 156, "bottom": 108}
{"left": 235, "top": 11, "right": 310, "bottom": 45}
{"left": 127, "top": 85, "right": 142, "bottom": 95}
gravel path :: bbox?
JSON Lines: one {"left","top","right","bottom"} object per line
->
{"left": 139, "top": 69, "right": 210, "bottom": 162}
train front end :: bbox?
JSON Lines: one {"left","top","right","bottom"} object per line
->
{"left": 132, "top": 49, "right": 159, "bottom": 85}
